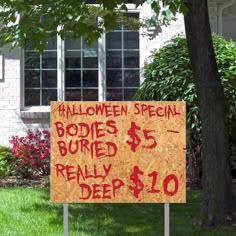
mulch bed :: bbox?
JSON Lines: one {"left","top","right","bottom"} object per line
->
{"left": 0, "top": 176, "right": 44, "bottom": 188}
{"left": 1, "top": 176, "right": 202, "bottom": 189}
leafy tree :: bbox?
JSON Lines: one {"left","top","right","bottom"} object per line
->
{"left": 184, "top": 0, "right": 235, "bottom": 226}
{"left": 0, "top": 0, "right": 235, "bottom": 227}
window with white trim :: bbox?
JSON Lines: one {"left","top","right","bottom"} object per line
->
{"left": 24, "top": 37, "right": 57, "bottom": 106}
{"left": 23, "top": 12, "right": 140, "bottom": 106}
{"left": 65, "top": 37, "right": 99, "bottom": 101}
{"left": 106, "top": 12, "right": 139, "bottom": 101}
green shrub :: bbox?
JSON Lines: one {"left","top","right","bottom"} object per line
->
{"left": 135, "top": 34, "right": 236, "bottom": 118}
{"left": 0, "top": 146, "right": 16, "bottom": 177}
{"left": 134, "top": 34, "right": 236, "bottom": 186}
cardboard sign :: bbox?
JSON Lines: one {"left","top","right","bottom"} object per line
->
{"left": 50, "top": 101, "right": 186, "bottom": 203}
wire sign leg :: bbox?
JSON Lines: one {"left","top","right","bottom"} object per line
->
{"left": 164, "top": 203, "right": 170, "bottom": 236}
{"left": 63, "top": 203, "right": 68, "bottom": 236}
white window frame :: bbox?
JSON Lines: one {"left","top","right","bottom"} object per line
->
{"left": 21, "top": 4, "right": 141, "bottom": 111}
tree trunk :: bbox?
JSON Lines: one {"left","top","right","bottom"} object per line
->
{"left": 184, "top": 0, "right": 235, "bottom": 226}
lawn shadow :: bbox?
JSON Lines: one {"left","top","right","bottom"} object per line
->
{"left": 68, "top": 203, "right": 164, "bottom": 236}
{"left": 21, "top": 189, "right": 226, "bottom": 236}
{"left": 20, "top": 187, "right": 164, "bottom": 235}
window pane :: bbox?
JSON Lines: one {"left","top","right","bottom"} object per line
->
{"left": 124, "top": 51, "right": 139, "bottom": 68}
{"left": 114, "top": 23, "right": 122, "bottom": 31}
{"left": 25, "top": 89, "right": 40, "bottom": 106}
{"left": 106, "top": 89, "right": 122, "bottom": 101}
{"left": 83, "top": 50, "right": 98, "bottom": 68}
{"left": 82, "top": 38, "right": 98, "bottom": 49}
{"left": 25, "top": 52, "right": 40, "bottom": 69}
{"left": 42, "top": 89, "right": 57, "bottom": 105}
{"left": 25, "top": 70, "right": 40, "bottom": 87}
{"left": 25, "top": 40, "right": 37, "bottom": 50}
{"left": 66, "top": 70, "right": 81, "bottom": 87}
{"left": 83, "top": 89, "right": 98, "bottom": 101}
{"left": 66, "top": 51, "right": 81, "bottom": 68}
{"left": 42, "top": 52, "right": 57, "bottom": 69}
{"left": 107, "top": 70, "right": 122, "bottom": 87}
{"left": 124, "top": 70, "right": 140, "bottom": 87}
{"left": 124, "top": 32, "right": 139, "bottom": 49}
{"left": 45, "top": 37, "right": 57, "bottom": 50}
{"left": 42, "top": 70, "right": 57, "bottom": 87}
{"left": 83, "top": 70, "right": 98, "bottom": 87}
{"left": 126, "top": 13, "right": 139, "bottom": 18}
{"left": 105, "top": 12, "right": 140, "bottom": 101}
{"left": 66, "top": 89, "right": 81, "bottom": 101}
{"left": 106, "top": 32, "right": 122, "bottom": 49}
{"left": 125, "top": 0, "right": 136, "bottom": 3}
{"left": 124, "top": 89, "right": 137, "bottom": 101}
{"left": 86, "top": 0, "right": 135, "bottom": 3}
{"left": 65, "top": 38, "right": 81, "bottom": 50}
{"left": 107, "top": 51, "right": 122, "bottom": 68}
{"left": 87, "top": 0, "right": 96, "bottom": 3}
{"left": 24, "top": 37, "right": 58, "bottom": 107}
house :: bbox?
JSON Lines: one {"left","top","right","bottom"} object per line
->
{"left": 0, "top": 0, "right": 235, "bottom": 146}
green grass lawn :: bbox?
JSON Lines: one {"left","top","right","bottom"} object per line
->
{"left": 0, "top": 188, "right": 235, "bottom": 236}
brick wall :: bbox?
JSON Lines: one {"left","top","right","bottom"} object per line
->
{"left": 0, "top": 46, "right": 22, "bottom": 146}
{"left": 0, "top": 46, "right": 50, "bottom": 146}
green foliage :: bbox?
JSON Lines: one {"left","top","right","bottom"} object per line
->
{"left": 135, "top": 34, "right": 236, "bottom": 124}
{"left": 134, "top": 35, "right": 194, "bottom": 121}
{"left": 214, "top": 36, "right": 236, "bottom": 107}
{"left": 0, "top": 0, "right": 185, "bottom": 51}
{"left": 134, "top": 34, "right": 236, "bottom": 185}
{"left": 0, "top": 146, "right": 16, "bottom": 177}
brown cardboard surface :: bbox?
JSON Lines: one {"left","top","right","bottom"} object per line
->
{"left": 50, "top": 101, "right": 186, "bottom": 203}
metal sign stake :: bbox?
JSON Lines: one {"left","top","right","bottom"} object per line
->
{"left": 63, "top": 203, "right": 68, "bottom": 236}
{"left": 164, "top": 203, "right": 170, "bottom": 236}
